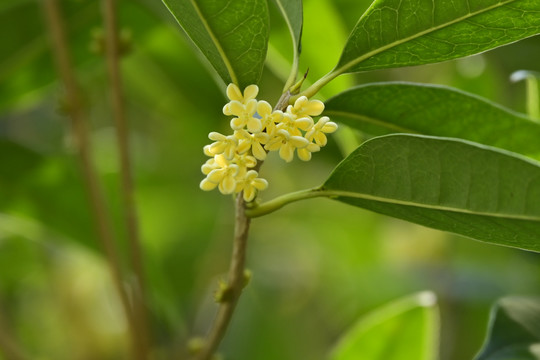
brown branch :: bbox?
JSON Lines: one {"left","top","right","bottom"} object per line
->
{"left": 193, "top": 194, "right": 251, "bottom": 360}
{"left": 101, "top": 0, "right": 150, "bottom": 356}
{"left": 0, "top": 305, "right": 29, "bottom": 360}
{"left": 42, "top": 1, "right": 144, "bottom": 359}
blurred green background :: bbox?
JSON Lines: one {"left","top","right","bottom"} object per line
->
{"left": 1, "top": 0, "right": 540, "bottom": 359}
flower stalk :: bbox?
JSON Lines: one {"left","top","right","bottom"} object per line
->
{"left": 193, "top": 193, "right": 252, "bottom": 360}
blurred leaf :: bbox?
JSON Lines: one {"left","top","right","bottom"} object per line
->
{"left": 271, "top": 0, "right": 302, "bottom": 89}
{"left": 335, "top": 0, "right": 540, "bottom": 74}
{"left": 0, "top": 139, "right": 42, "bottom": 185}
{"left": 162, "top": 0, "right": 269, "bottom": 89}
{"left": 323, "top": 134, "right": 540, "bottom": 252}
{"left": 324, "top": 82, "right": 540, "bottom": 158}
{"left": 329, "top": 291, "right": 439, "bottom": 360}
{"left": 474, "top": 296, "right": 540, "bottom": 360}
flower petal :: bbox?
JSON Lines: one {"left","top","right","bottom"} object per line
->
{"left": 226, "top": 83, "right": 243, "bottom": 102}
{"left": 257, "top": 100, "right": 272, "bottom": 117}
{"left": 219, "top": 175, "right": 236, "bottom": 194}
{"left": 279, "top": 144, "right": 294, "bottom": 162}
{"left": 200, "top": 178, "right": 218, "bottom": 191}
{"left": 243, "top": 85, "right": 259, "bottom": 102}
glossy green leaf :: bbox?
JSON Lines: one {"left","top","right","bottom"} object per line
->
{"left": 329, "top": 291, "right": 439, "bottom": 360}
{"left": 324, "top": 82, "right": 540, "bottom": 159}
{"left": 475, "top": 297, "right": 540, "bottom": 360}
{"left": 162, "top": 0, "right": 269, "bottom": 88}
{"left": 335, "top": 0, "right": 540, "bottom": 74}
{"left": 323, "top": 134, "right": 540, "bottom": 252}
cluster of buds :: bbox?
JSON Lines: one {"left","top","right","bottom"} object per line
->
{"left": 200, "top": 84, "right": 338, "bottom": 202}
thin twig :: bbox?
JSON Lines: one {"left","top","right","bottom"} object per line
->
{"left": 101, "top": 0, "right": 150, "bottom": 356}
{"left": 42, "top": 1, "right": 144, "bottom": 359}
{"left": 0, "top": 305, "right": 29, "bottom": 360}
{"left": 194, "top": 194, "right": 251, "bottom": 360}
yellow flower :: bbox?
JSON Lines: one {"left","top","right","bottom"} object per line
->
{"left": 207, "top": 131, "right": 238, "bottom": 159}
{"left": 287, "top": 96, "right": 324, "bottom": 118}
{"left": 265, "top": 129, "right": 309, "bottom": 162}
{"left": 297, "top": 143, "right": 321, "bottom": 162}
{"left": 276, "top": 113, "right": 313, "bottom": 137}
{"left": 232, "top": 153, "right": 257, "bottom": 177}
{"left": 236, "top": 170, "right": 268, "bottom": 202}
{"left": 226, "top": 100, "right": 262, "bottom": 133}
{"left": 235, "top": 129, "right": 270, "bottom": 161}
{"left": 200, "top": 154, "right": 239, "bottom": 194}
{"left": 226, "top": 83, "right": 258, "bottom": 104}
{"left": 305, "top": 116, "right": 338, "bottom": 146}
{"left": 257, "top": 101, "right": 282, "bottom": 136}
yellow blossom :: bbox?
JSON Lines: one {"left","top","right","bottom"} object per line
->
{"left": 276, "top": 113, "right": 313, "bottom": 137}
{"left": 257, "top": 101, "right": 281, "bottom": 136}
{"left": 287, "top": 96, "right": 324, "bottom": 118}
{"left": 226, "top": 100, "right": 262, "bottom": 133}
{"left": 297, "top": 143, "right": 321, "bottom": 162}
{"left": 200, "top": 154, "right": 239, "bottom": 194}
{"left": 305, "top": 116, "right": 338, "bottom": 146}
{"left": 265, "top": 129, "right": 309, "bottom": 162}
{"left": 226, "top": 83, "right": 258, "bottom": 104}
{"left": 235, "top": 170, "right": 268, "bottom": 202}
{"left": 207, "top": 131, "right": 238, "bottom": 159}
{"left": 235, "top": 129, "right": 270, "bottom": 161}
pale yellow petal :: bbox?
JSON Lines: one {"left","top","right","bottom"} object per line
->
{"left": 219, "top": 175, "right": 236, "bottom": 194}
{"left": 279, "top": 144, "right": 294, "bottom": 162}
{"left": 297, "top": 148, "right": 312, "bottom": 161}
{"left": 322, "top": 121, "right": 338, "bottom": 133}
{"left": 305, "top": 100, "right": 324, "bottom": 116}
{"left": 228, "top": 101, "right": 245, "bottom": 116}
{"left": 243, "top": 187, "right": 256, "bottom": 202}
{"left": 207, "top": 169, "right": 225, "bottom": 183}
{"left": 203, "top": 145, "right": 213, "bottom": 157}
{"left": 200, "top": 178, "right": 218, "bottom": 191}
{"left": 253, "top": 178, "right": 268, "bottom": 190}
{"left": 246, "top": 117, "right": 262, "bottom": 133}
{"left": 252, "top": 142, "right": 267, "bottom": 160}
{"left": 243, "top": 85, "right": 259, "bottom": 102}
{"left": 230, "top": 117, "right": 245, "bottom": 130}
{"left": 257, "top": 100, "right": 272, "bottom": 116}
{"left": 295, "top": 117, "right": 314, "bottom": 131}
{"left": 289, "top": 135, "right": 309, "bottom": 148}
{"left": 226, "top": 83, "right": 243, "bottom": 102}
{"left": 236, "top": 140, "right": 251, "bottom": 154}
{"left": 208, "top": 132, "right": 226, "bottom": 141}
{"left": 245, "top": 99, "right": 258, "bottom": 115}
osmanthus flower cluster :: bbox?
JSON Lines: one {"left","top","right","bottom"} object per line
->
{"left": 200, "top": 84, "right": 338, "bottom": 202}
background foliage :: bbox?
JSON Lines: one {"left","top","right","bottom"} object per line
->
{"left": 1, "top": 0, "right": 540, "bottom": 359}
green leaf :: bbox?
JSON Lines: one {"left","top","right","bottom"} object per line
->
{"left": 271, "top": 0, "right": 302, "bottom": 90}
{"left": 329, "top": 291, "right": 439, "bottom": 360}
{"left": 323, "top": 134, "right": 540, "bottom": 252}
{"left": 162, "top": 0, "right": 269, "bottom": 88}
{"left": 324, "top": 82, "right": 540, "bottom": 159}
{"left": 336, "top": 0, "right": 540, "bottom": 74}
{"left": 474, "top": 297, "right": 540, "bottom": 360}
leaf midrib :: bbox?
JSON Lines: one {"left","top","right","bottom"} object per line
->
{"left": 336, "top": 0, "right": 517, "bottom": 74}
{"left": 322, "top": 189, "right": 540, "bottom": 222}
{"left": 324, "top": 110, "right": 418, "bottom": 133}
{"left": 188, "top": 0, "right": 238, "bottom": 85}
